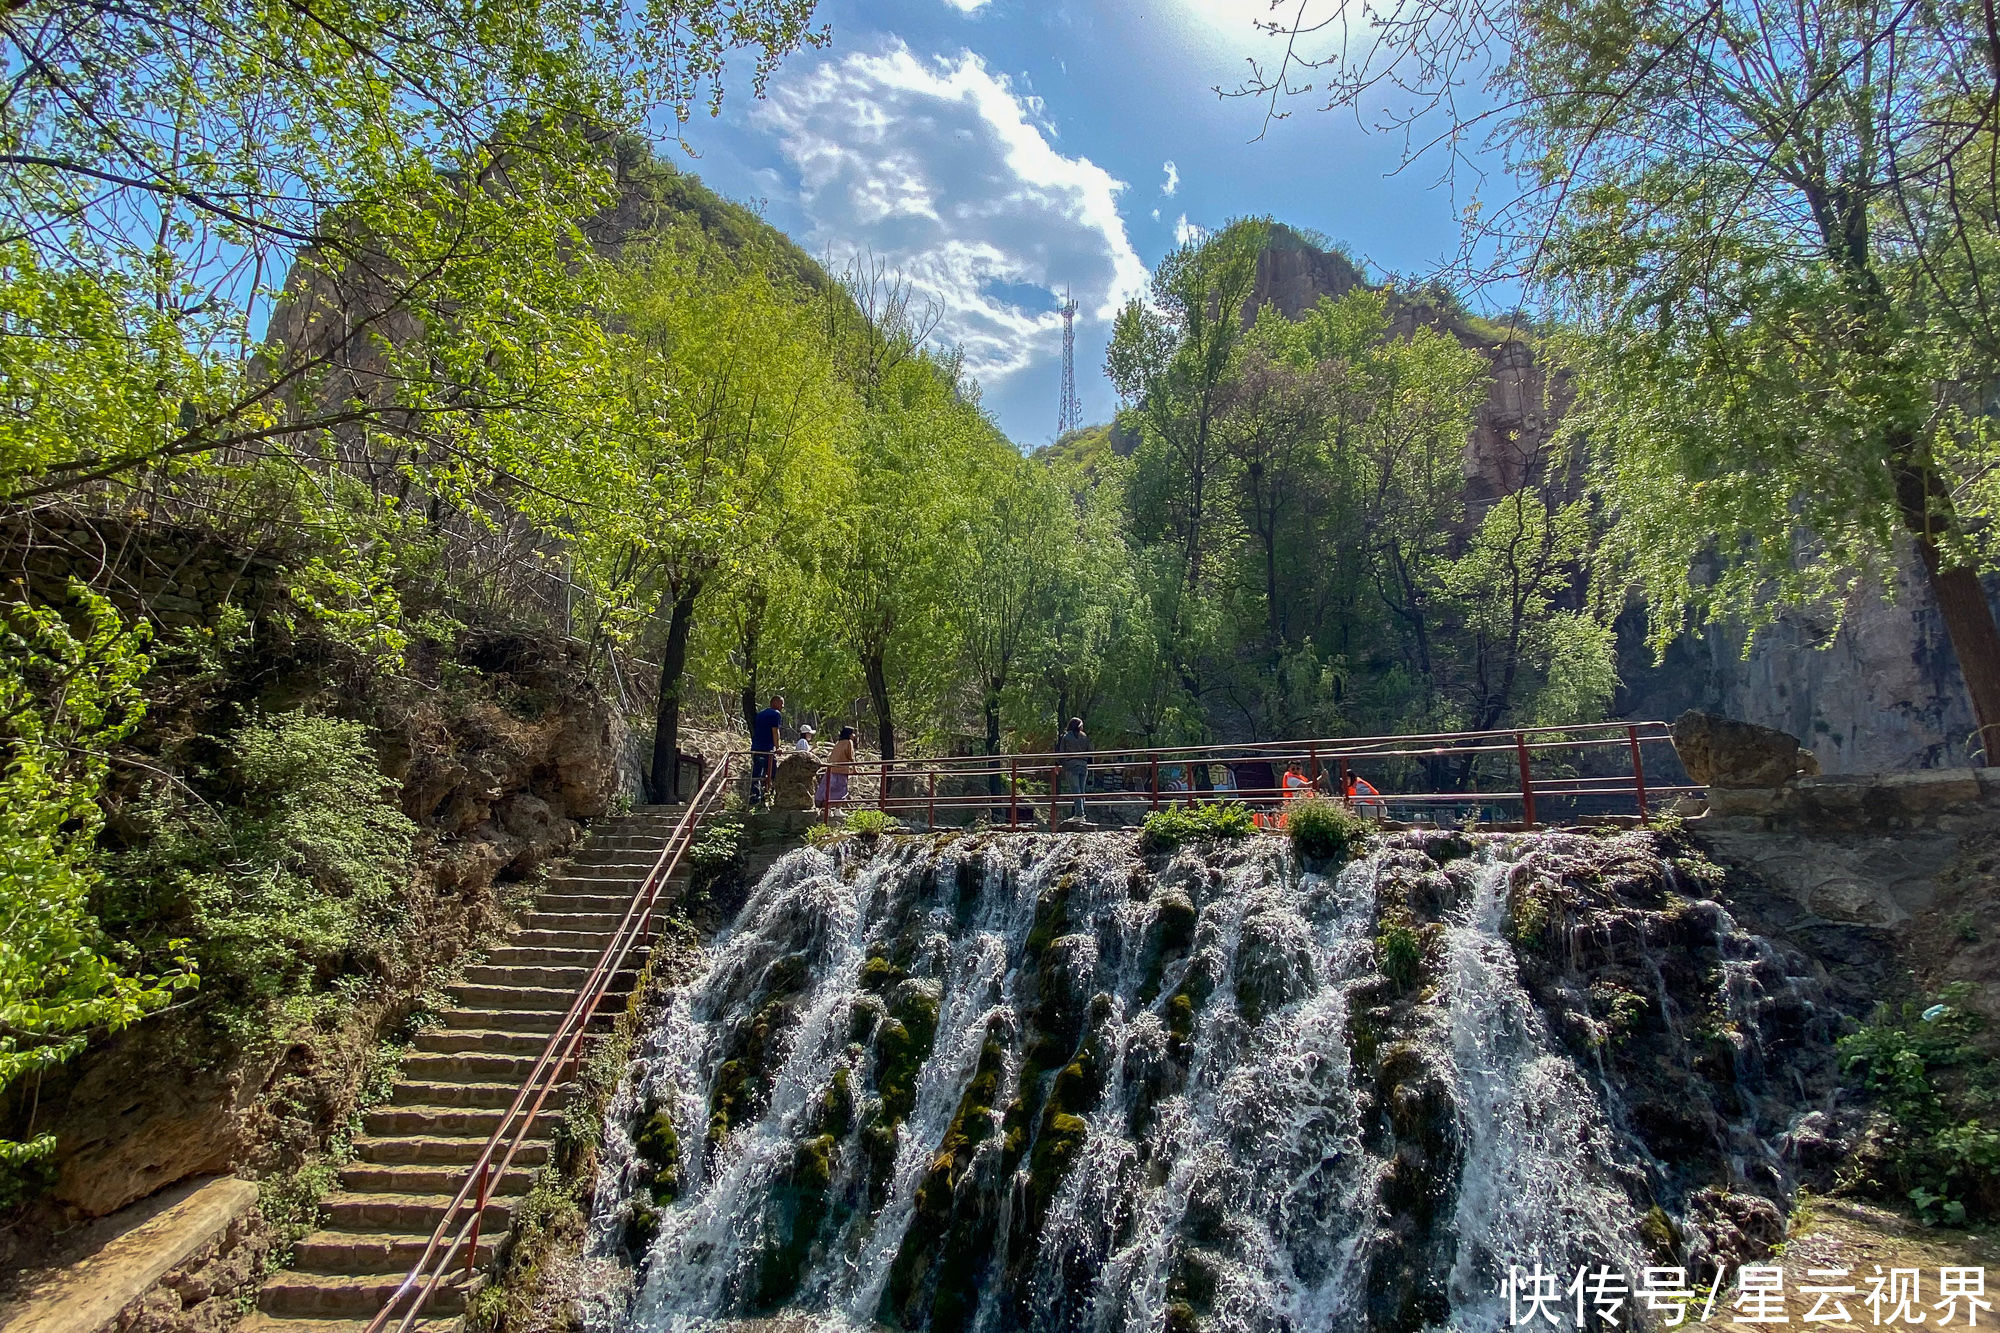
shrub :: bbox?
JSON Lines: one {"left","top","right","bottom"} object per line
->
{"left": 1377, "top": 922, "right": 1424, "bottom": 989}
{"left": 1837, "top": 985, "right": 2000, "bottom": 1223}
{"left": 106, "top": 711, "right": 417, "bottom": 1040}
{"left": 841, "top": 808, "right": 903, "bottom": 837}
{"left": 1286, "top": 796, "right": 1371, "bottom": 863}
{"left": 1138, "top": 801, "right": 1256, "bottom": 852}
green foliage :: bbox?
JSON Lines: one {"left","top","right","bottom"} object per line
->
{"left": 1376, "top": 921, "right": 1424, "bottom": 989}
{"left": 1837, "top": 986, "right": 2000, "bottom": 1222}
{"left": 0, "top": 585, "right": 193, "bottom": 1195}
{"left": 841, "top": 809, "right": 905, "bottom": 838}
{"left": 1285, "top": 796, "right": 1371, "bottom": 863}
{"left": 1138, "top": 802, "right": 1257, "bottom": 852}
{"left": 107, "top": 713, "right": 416, "bottom": 1041}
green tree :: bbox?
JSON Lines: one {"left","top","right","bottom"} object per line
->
{"left": 0, "top": 588, "right": 191, "bottom": 1188}
{"left": 1245, "top": 0, "right": 2000, "bottom": 761}
{"left": 0, "top": 0, "right": 826, "bottom": 507}
{"left": 520, "top": 223, "right": 852, "bottom": 797}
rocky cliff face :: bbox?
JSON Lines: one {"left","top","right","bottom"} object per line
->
{"left": 1250, "top": 229, "right": 1991, "bottom": 772}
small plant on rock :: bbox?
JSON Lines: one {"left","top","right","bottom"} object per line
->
{"left": 1285, "top": 796, "right": 1371, "bottom": 863}
{"left": 842, "top": 808, "right": 904, "bottom": 838}
{"left": 1138, "top": 801, "right": 1256, "bottom": 852}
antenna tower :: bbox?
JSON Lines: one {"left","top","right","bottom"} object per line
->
{"left": 1056, "top": 286, "right": 1082, "bottom": 437}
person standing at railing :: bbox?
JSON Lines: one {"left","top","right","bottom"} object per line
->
{"left": 1056, "top": 717, "right": 1092, "bottom": 819}
{"left": 750, "top": 694, "right": 784, "bottom": 804}
{"left": 1346, "top": 772, "right": 1386, "bottom": 817}
{"left": 816, "top": 725, "right": 856, "bottom": 812}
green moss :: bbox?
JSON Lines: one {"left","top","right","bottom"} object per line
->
{"left": 1166, "top": 1300, "right": 1200, "bottom": 1333}
{"left": 1639, "top": 1204, "right": 1678, "bottom": 1259}
{"left": 752, "top": 1133, "right": 838, "bottom": 1310}
{"left": 622, "top": 1197, "right": 661, "bottom": 1259}
{"left": 821, "top": 1067, "right": 855, "bottom": 1137}
{"left": 1023, "top": 877, "right": 1074, "bottom": 958}
{"left": 860, "top": 951, "right": 905, "bottom": 992}
{"left": 634, "top": 1104, "right": 682, "bottom": 1204}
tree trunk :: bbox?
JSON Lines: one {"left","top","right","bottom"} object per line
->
{"left": 1911, "top": 538, "right": 2000, "bottom": 765}
{"left": 649, "top": 583, "right": 700, "bottom": 802}
{"left": 985, "top": 687, "right": 1004, "bottom": 800}
{"left": 1894, "top": 447, "right": 2000, "bottom": 765}
{"left": 865, "top": 650, "right": 896, "bottom": 763}
{"left": 738, "top": 589, "right": 766, "bottom": 738}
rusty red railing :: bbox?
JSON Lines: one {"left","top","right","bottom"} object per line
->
{"left": 782, "top": 720, "right": 1695, "bottom": 830}
{"left": 364, "top": 757, "right": 734, "bottom": 1333}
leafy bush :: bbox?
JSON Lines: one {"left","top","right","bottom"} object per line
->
{"left": 1837, "top": 985, "right": 2000, "bottom": 1223}
{"left": 0, "top": 586, "right": 193, "bottom": 1197}
{"left": 1138, "top": 801, "right": 1256, "bottom": 852}
{"left": 1286, "top": 796, "right": 1371, "bottom": 863}
{"left": 841, "top": 809, "right": 903, "bottom": 837}
{"left": 1376, "top": 921, "right": 1424, "bottom": 989}
{"left": 106, "top": 712, "right": 417, "bottom": 1040}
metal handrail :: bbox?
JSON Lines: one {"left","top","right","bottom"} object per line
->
{"left": 751, "top": 720, "right": 1692, "bottom": 829}
{"left": 364, "top": 757, "right": 734, "bottom": 1333}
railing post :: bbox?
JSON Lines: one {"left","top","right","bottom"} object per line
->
{"left": 1010, "top": 758, "right": 1019, "bottom": 830}
{"left": 929, "top": 769, "right": 937, "bottom": 831}
{"left": 1628, "top": 724, "right": 1649, "bottom": 820}
{"left": 879, "top": 760, "right": 888, "bottom": 812}
{"left": 1048, "top": 765, "right": 1059, "bottom": 831}
{"left": 1149, "top": 757, "right": 1159, "bottom": 812}
{"left": 1515, "top": 732, "right": 1537, "bottom": 829}
{"left": 1309, "top": 743, "right": 1319, "bottom": 787}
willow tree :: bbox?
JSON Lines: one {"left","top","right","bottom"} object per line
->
{"left": 522, "top": 226, "right": 851, "bottom": 798}
{"left": 1244, "top": 0, "right": 2000, "bottom": 761}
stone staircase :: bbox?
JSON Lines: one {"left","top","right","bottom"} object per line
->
{"left": 240, "top": 805, "right": 692, "bottom": 1333}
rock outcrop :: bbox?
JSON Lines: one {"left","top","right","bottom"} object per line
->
{"left": 1671, "top": 710, "right": 1818, "bottom": 787}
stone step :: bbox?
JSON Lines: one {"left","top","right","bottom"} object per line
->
{"left": 565, "top": 851, "right": 670, "bottom": 869}
{"left": 533, "top": 891, "right": 644, "bottom": 913}
{"left": 239, "top": 1316, "right": 459, "bottom": 1333}
{"left": 460, "top": 962, "right": 631, "bottom": 990}
{"left": 514, "top": 910, "right": 630, "bottom": 933}
{"left": 437, "top": 1006, "right": 616, "bottom": 1033}
{"left": 257, "top": 1267, "right": 472, "bottom": 1318}
{"left": 505, "top": 927, "right": 621, "bottom": 950}
{"left": 401, "top": 1050, "right": 568, "bottom": 1082}
{"left": 481, "top": 943, "right": 617, "bottom": 966}
{"left": 387, "top": 1080, "right": 572, "bottom": 1111}
{"left": 354, "top": 1134, "right": 550, "bottom": 1166}
{"left": 289, "top": 1228, "right": 499, "bottom": 1276}
{"left": 334, "top": 1161, "right": 535, "bottom": 1199}
{"left": 413, "top": 1026, "right": 593, "bottom": 1057}
{"left": 318, "top": 1189, "right": 515, "bottom": 1234}
{"left": 445, "top": 982, "right": 628, "bottom": 1011}
{"left": 363, "top": 1103, "right": 548, "bottom": 1137}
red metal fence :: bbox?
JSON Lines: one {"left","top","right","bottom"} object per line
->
{"left": 781, "top": 720, "right": 1694, "bottom": 830}
{"left": 364, "top": 759, "right": 734, "bottom": 1333}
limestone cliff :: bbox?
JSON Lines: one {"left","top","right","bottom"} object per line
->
{"left": 1246, "top": 227, "right": 1993, "bottom": 772}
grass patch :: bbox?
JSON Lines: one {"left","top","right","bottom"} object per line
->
{"left": 1138, "top": 802, "right": 1255, "bottom": 852}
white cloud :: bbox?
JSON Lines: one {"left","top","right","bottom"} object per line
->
{"left": 939, "top": 0, "right": 992, "bottom": 9}
{"left": 1162, "top": 160, "right": 1180, "bottom": 196}
{"left": 1174, "top": 213, "right": 1207, "bottom": 246}
{"left": 753, "top": 43, "right": 1149, "bottom": 391}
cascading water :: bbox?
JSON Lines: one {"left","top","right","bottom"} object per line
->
{"left": 580, "top": 829, "right": 1832, "bottom": 1333}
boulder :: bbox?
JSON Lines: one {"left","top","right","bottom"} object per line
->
{"left": 770, "top": 753, "right": 824, "bottom": 811}
{"left": 1671, "top": 711, "right": 1819, "bottom": 788}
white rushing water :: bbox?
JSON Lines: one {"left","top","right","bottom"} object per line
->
{"left": 581, "top": 834, "right": 1651, "bottom": 1333}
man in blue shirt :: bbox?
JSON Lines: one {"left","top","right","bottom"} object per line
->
{"left": 751, "top": 694, "right": 784, "bottom": 803}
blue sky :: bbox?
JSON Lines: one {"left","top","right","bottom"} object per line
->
{"left": 660, "top": 0, "right": 1492, "bottom": 447}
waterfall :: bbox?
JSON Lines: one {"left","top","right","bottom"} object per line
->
{"left": 580, "top": 830, "right": 1803, "bottom": 1333}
